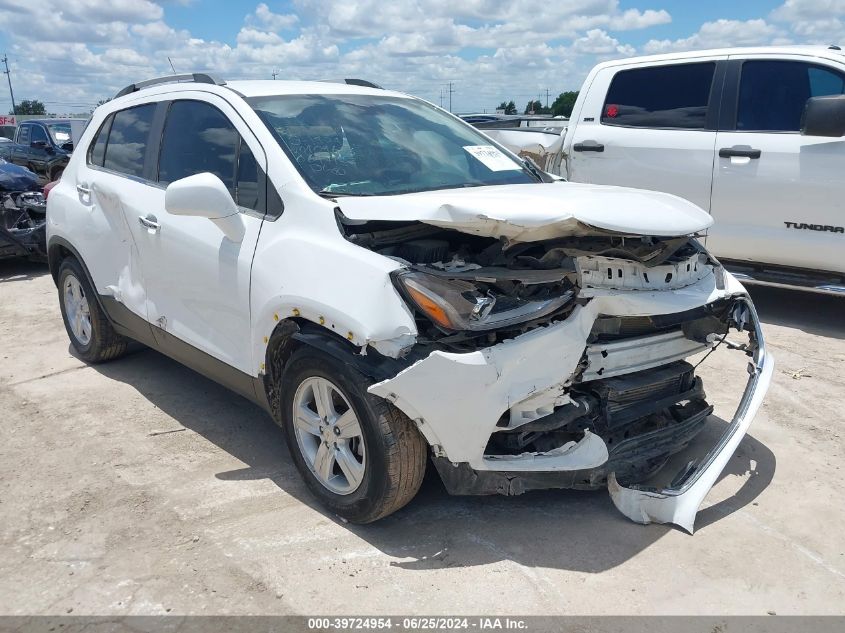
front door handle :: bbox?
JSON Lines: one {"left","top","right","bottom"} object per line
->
{"left": 138, "top": 214, "right": 160, "bottom": 232}
{"left": 719, "top": 147, "right": 761, "bottom": 159}
{"left": 573, "top": 141, "right": 605, "bottom": 152}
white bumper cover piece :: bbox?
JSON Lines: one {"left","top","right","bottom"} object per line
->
{"left": 369, "top": 272, "right": 772, "bottom": 532}
{"left": 608, "top": 297, "right": 773, "bottom": 533}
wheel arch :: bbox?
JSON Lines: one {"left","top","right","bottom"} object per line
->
{"left": 261, "top": 318, "right": 411, "bottom": 423}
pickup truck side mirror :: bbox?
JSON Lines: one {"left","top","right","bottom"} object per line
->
{"left": 801, "top": 95, "right": 845, "bottom": 137}
{"left": 164, "top": 172, "right": 245, "bottom": 242}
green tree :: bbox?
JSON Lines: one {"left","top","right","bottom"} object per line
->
{"left": 524, "top": 100, "right": 551, "bottom": 115}
{"left": 504, "top": 100, "right": 517, "bottom": 115}
{"left": 550, "top": 91, "right": 579, "bottom": 118}
{"left": 10, "top": 99, "right": 46, "bottom": 115}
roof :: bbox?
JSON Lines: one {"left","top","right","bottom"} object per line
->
{"left": 592, "top": 45, "right": 845, "bottom": 70}
{"left": 226, "top": 79, "right": 405, "bottom": 99}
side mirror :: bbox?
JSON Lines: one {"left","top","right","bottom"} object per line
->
{"left": 801, "top": 95, "right": 845, "bottom": 137}
{"left": 165, "top": 172, "right": 245, "bottom": 242}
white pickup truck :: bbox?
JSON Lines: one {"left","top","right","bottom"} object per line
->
{"left": 484, "top": 46, "right": 845, "bottom": 294}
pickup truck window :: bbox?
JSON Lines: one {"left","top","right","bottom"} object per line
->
{"left": 602, "top": 62, "right": 715, "bottom": 130}
{"left": 102, "top": 104, "right": 156, "bottom": 179}
{"left": 737, "top": 61, "right": 845, "bottom": 132}
{"left": 17, "top": 125, "right": 30, "bottom": 145}
{"left": 30, "top": 125, "right": 48, "bottom": 146}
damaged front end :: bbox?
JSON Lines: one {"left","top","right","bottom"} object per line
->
{"left": 340, "top": 211, "right": 772, "bottom": 533}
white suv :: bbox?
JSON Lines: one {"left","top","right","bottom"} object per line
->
{"left": 47, "top": 74, "right": 773, "bottom": 531}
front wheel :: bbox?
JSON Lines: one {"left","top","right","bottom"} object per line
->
{"left": 280, "top": 347, "right": 427, "bottom": 523}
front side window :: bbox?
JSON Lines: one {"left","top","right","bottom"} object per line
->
{"left": 103, "top": 104, "right": 156, "bottom": 178}
{"left": 158, "top": 100, "right": 239, "bottom": 193}
{"left": 602, "top": 63, "right": 716, "bottom": 129}
{"left": 737, "top": 60, "right": 845, "bottom": 132}
{"left": 30, "top": 125, "right": 49, "bottom": 145}
{"left": 248, "top": 94, "right": 536, "bottom": 196}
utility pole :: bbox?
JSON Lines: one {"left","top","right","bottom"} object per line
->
{"left": 168, "top": 57, "right": 177, "bottom": 74}
{"left": 447, "top": 81, "right": 455, "bottom": 113}
{"left": 439, "top": 87, "right": 444, "bottom": 109}
{"left": 2, "top": 54, "right": 16, "bottom": 115}
{"left": 272, "top": 69, "right": 279, "bottom": 80}
{"left": 545, "top": 88, "right": 550, "bottom": 109}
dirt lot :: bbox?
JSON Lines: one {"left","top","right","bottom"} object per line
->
{"left": 0, "top": 257, "right": 843, "bottom": 616}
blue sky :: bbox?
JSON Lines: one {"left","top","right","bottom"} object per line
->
{"left": 0, "top": 0, "right": 841, "bottom": 114}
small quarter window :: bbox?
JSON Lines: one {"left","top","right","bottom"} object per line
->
{"left": 87, "top": 115, "right": 113, "bottom": 167}
{"left": 602, "top": 63, "right": 716, "bottom": 129}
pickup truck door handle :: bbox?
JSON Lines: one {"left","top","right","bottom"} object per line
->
{"left": 719, "top": 147, "right": 761, "bottom": 159}
{"left": 573, "top": 141, "right": 605, "bottom": 152}
{"left": 138, "top": 214, "right": 161, "bottom": 232}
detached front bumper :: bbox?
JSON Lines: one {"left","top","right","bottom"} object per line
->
{"left": 369, "top": 273, "right": 772, "bottom": 531}
{"left": 608, "top": 297, "right": 773, "bottom": 533}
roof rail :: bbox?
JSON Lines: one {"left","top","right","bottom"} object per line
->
{"left": 829, "top": 44, "right": 842, "bottom": 51}
{"left": 344, "top": 78, "right": 383, "bottom": 89}
{"left": 114, "top": 73, "right": 226, "bottom": 99}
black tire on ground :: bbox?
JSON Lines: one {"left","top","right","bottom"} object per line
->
{"left": 57, "top": 257, "right": 129, "bottom": 363}
{"left": 280, "top": 347, "right": 427, "bottom": 523}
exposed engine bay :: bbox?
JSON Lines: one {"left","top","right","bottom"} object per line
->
{"left": 339, "top": 214, "right": 716, "bottom": 351}
{"left": 337, "top": 211, "right": 768, "bottom": 532}
{"left": 0, "top": 190, "right": 47, "bottom": 261}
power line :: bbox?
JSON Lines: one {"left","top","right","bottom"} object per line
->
{"left": 2, "top": 54, "right": 16, "bottom": 115}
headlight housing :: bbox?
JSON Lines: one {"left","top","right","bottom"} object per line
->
{"left": 393, "top": 270, "right": 573, "bottom": 332}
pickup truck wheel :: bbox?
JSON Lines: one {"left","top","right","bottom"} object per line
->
{"left": 57, "top": 258, "right": 128, "bottom": 363}
{"left": 280, "top": 347, "right": 427, "bottom": 523}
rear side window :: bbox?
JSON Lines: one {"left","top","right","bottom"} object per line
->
{"left": 103, "top": 104, "right": 156, "bottom": 178}
{"left": 17, "top": 125, "right": 30, "bottom": 145}
{"left": 737, "top": 61, "right": 845, "bottom": 132}
{"left": 602, "top": 63, "right": 716, "bottom": 129}
{"left": 87, "top": 116, "right": 113, "bottom": 167}
{"left": 158, "top": 100, "right": 263, "bottom": 211}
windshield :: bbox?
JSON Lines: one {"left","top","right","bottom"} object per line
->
{"left": 46, "top": 122, "right": 72, "bottom": 146}
{"left": 248, "top": 94, "right": 536, "bottom": 196}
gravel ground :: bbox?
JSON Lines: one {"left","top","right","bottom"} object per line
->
{"left": 0, "top": 257, "right": 843, "bottom": 616}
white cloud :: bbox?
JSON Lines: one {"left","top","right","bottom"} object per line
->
{"left": 643, "top": 19, "right": 786, "bottom": 54}
{"left": 4, "top": 0, "right": 845, "bottom": 117}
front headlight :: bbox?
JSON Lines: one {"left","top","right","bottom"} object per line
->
{"left": 393, "top": 270, "right": 573, "bottom": 332}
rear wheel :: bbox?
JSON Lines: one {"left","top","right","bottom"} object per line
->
{"left": 280, "top": 347, "right": 427, "bottom": 523}
{"left": 57, "top": 257, "right": 128, "bottom": 363}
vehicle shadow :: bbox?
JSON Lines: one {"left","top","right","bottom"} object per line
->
{"left": 0, "top": 257, "right": 49, "bottom": 282}
{"left": 88, "top": 346, "right": 776, "bottom": 573}
{"left": 748, "top": 285, "right": 844, "bottom": 340}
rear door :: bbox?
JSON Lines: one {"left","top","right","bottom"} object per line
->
{"left": 566, "top": 57, "right": 727, "bottom": 212}
{"left": 708, "top": 56, "right": 845, "bottom": 273}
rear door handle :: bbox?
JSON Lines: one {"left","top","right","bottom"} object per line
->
{"left": 138, "top": 214, "right": 160, "bottom": 232}
{"left": 719, "top": 147, "right": 761, "bottom": 159}
{"left": 573, "top": 141, "right": 605, "bottom": 152}
{"left": 76, "top": 183, "right": 90, "bottom": 196}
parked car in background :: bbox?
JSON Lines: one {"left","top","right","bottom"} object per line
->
{"left": 480, "top": 46, "right": 845, "bottom": 295}
{"left": 2, "top": 118, "right": 87, "bottom": 184}
{"left": 0, "top": 157, "right": 46, "bottom": 260}
{"left": 47, "top": 73, "right": 771, "bottom": 532}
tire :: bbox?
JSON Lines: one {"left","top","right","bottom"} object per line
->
{"left": 50, "top": 168, "right": 64, "bottom": 182}
{"left": 280, "top": 347, "right": 427, "bottom": 523}
{"left": 57, "top": 257, "right": 128, "bottom": 363}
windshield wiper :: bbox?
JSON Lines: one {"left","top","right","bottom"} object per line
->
{"left": 317, "top": 189, "right": 375, "bottom": 198}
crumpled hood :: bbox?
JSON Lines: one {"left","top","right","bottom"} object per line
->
{"left": 337, "top": 182, "right": 713, "bottom": 242}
